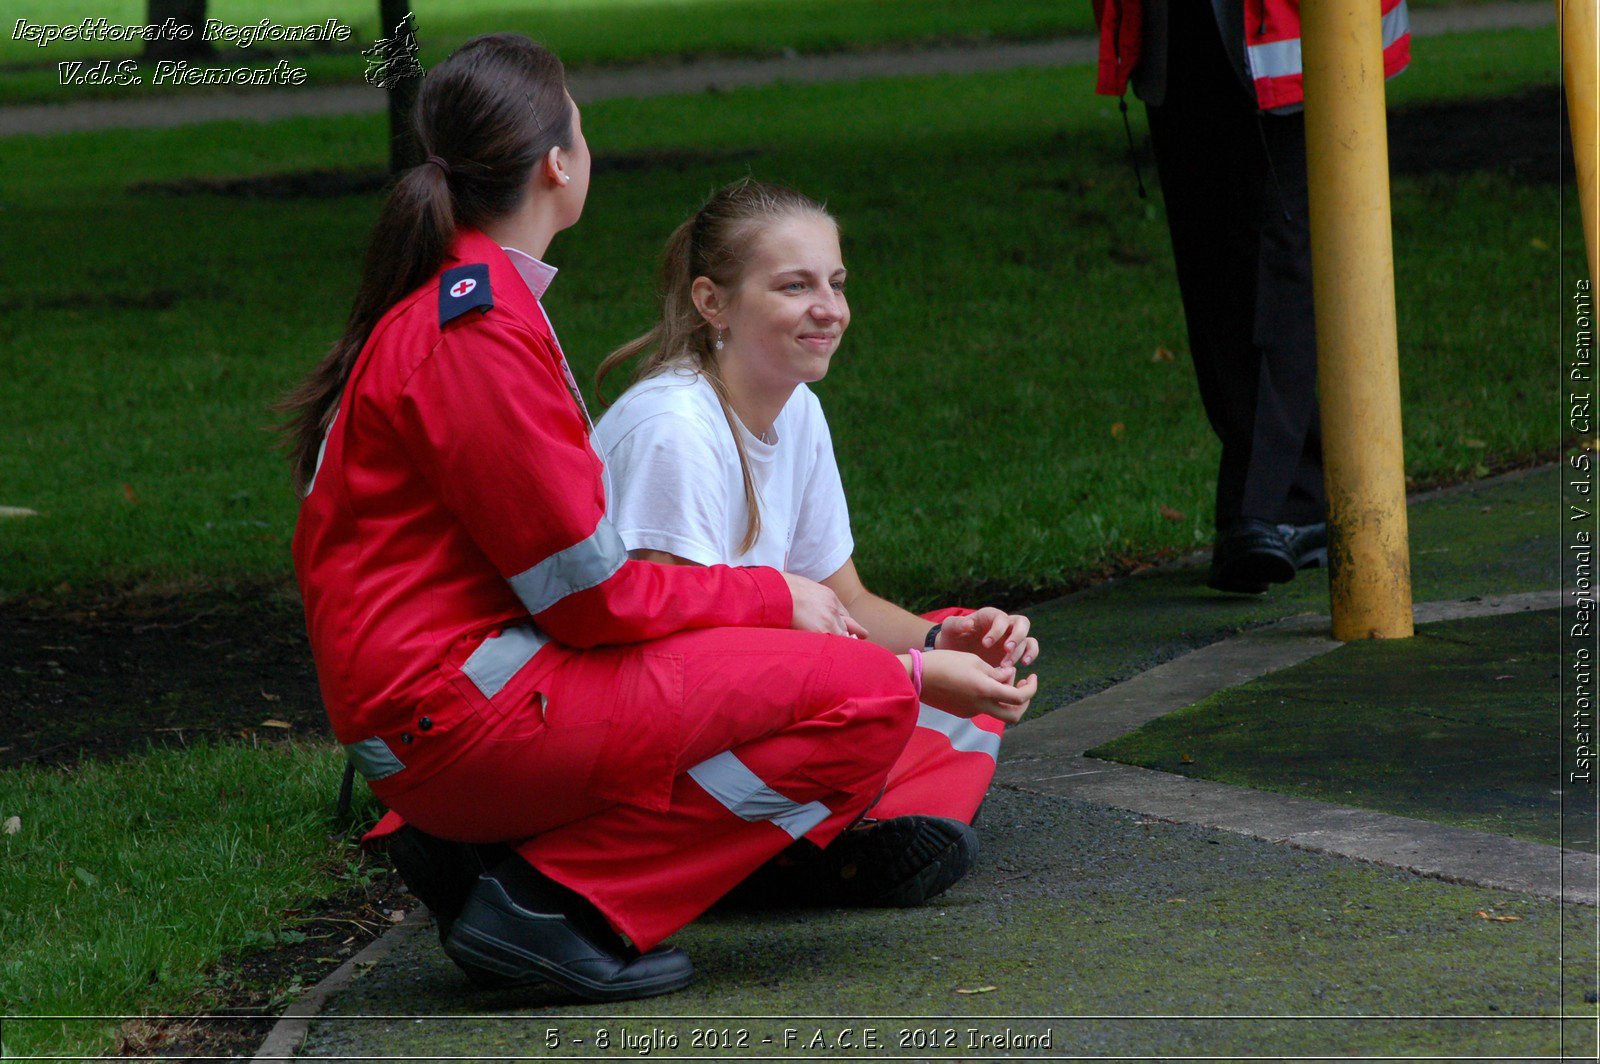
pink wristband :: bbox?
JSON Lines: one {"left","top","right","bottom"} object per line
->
{"left": 909, "top": 647, "right": 924, "bottom": 697}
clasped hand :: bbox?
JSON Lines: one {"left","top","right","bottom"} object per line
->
{"left": 918, "top": 649, "right": 1035, "bottom": 724}
{"left": 933, "top": 606, "right": 1039, "bottom": 670}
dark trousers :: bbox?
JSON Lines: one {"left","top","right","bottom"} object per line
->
{"left": 1144, "top": 1, "right": 1326, "bottom": 528}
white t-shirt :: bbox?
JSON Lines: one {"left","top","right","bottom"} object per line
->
{"left": 594, "top": 366, "right": 854, "bottom": 581}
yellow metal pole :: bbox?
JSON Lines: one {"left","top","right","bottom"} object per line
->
{"left": 1300, "top": 0, "right": 1413, "bottom": 640}
{"left": 1564, "top": 0, "right": 1599, "bottom": 282}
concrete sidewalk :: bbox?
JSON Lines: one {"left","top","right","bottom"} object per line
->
{"left": 0, "top": 1, "right": 1556, "bottom": 137}
{"left": 267, "top": 464, "right": 1594, "bottom": 1062}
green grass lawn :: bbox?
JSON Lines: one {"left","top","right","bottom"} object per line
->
{"left": 0, "top": 26, "right": 1577, "bottom": 1057}
{"left": 0, "top": 26, "right": 1574, "bottom": 608}
{"left": 0, "top": 742, "right": 382, "bottom": 1058}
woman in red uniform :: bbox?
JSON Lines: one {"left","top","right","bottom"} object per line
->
{"left": 284, "top": 34, "right": 1034, "bottom": 1002}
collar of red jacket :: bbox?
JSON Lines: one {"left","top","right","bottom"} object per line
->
{"left": 446, "top": 227, "right": 560, "bottom": 309}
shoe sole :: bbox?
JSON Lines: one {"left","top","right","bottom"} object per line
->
{"left": 845, "top": 818, "right": 978, "bottom": 908}
{"left": 1209, "top": 548, "right": 1295, "bottom": 592}
{"left": 443, "top": 905, "right": 693, "bottom": 1002}
{"left": 1295, "top": 546, "right": 1328, "bottom": 569}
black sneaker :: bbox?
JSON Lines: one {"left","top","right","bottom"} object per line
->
{"left": 444, "top": 856, "right": 695, "bottom": 1002}
{"left": 1207, "top": 518, "right": 1296, "bottom": 593}
{"left": 385, "top": 826, "right": 510, "bottom": 943}
{"left": 1279, "top": 521, "right": 1329, "bottom": 570}
{"left": 725, "top": 815, "right": 978, "bottom": 909}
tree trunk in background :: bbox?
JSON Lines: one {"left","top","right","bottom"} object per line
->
{"left": 144, "top": 0, "right": 213, "bottom": 61}
{"left": 380, "top": 0, "right": 423, "bottom": 173}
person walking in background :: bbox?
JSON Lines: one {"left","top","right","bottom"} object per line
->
{"left": 1093, "top": 0, "right": 1411, "bottom": 592}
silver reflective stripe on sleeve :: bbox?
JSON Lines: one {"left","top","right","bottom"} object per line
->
{"left": 461, "top": 625, "right": 549, "bottom": 699}
{"left": 1245, "top": 2, "right": 1409, "bottom": 82}
{"left": 1244, "top": 36, "right": 1300, "bottom": 81}
{"left": 508, "top": 519, "right": 627, "bottom": 616}
{"left": 915, "top": 705, "right": 1002, "bottom": 760}
{"left": 688, "top": 751, "right": 832, "bottom": 840}
{"left": 345, "top": 736, "right": 405, "bottom": 781}
{"left": 1383, "top": 2, "right": 1410, "bottom": 51}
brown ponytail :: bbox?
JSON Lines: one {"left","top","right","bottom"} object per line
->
{"left": 595, "top": 178, "right": 836, "bottom": 554}
{"left": 280, "top": 34, "right": 574, "bottom": 492}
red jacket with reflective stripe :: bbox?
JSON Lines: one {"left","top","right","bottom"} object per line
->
{"left": 292, "top": 228, "right": 791, "bottom": 785}
{"left": 1094, "top": 0, "right": 1411, "bottom": 110}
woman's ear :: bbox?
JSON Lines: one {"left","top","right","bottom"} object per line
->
{"left": 542, "top": 144, "right": 567, "bottom": 187}
{"left": 691, "top": 276, "right": 723, "bottom": 326}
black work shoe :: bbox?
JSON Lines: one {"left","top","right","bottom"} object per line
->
{"left": 1207, "top": 518, "right": 1296, "bottom": 593}
{"left": 444, "top": 857, "right": 694, "bottom": 1002}
{"left": 726, "top": 815, "right": 978, "bottom": 909}
{"left": 385, "top": 826, "right": 510, "bottom": 943}
{"left": 1279, "top": 521, "right": 1328, "bottom": 570}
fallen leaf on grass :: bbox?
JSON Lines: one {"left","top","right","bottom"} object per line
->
{"left": 1475, "top": 911, "right": 1522, "bottom": 922}
{"left": 387, "top": 909, "right": 406, "bottom": 923}
{"left": 1494, "top": 675, "right": 1514, "bottom": 681}
{"left": 1159, "top": 505, "right": 1186, "bottom": 522}
{"left": 3, "top": 816, "right": 19, "bottom": 835}
{"left": 261, "top": 719, "right": 291, "bottom": 729}
{"left": 1152, "top": 346, "right": 1175, "bottom": 363}
{"left": 1529, "top": 237, "right": 1549, "bottom": 250}
{"left": 120, "top": 484, "right": 138, "bottom": 505}
{"left": 0, "top": 506, "right": 38, "bottom": 519}
{"left": 955, "top": 986, "right": 997, "bottom": 995}
{"left": 1110, "top": 422, "right": 1126, "bottom": 439}
{"left": 1180, "top": 753, "right": 1195, "bottom": 764}
{"left": 1458, "top": 437, "right": 1487, "bottom": 449}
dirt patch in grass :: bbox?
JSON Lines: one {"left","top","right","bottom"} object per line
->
{"left": 1388, "top": 85, "right": 1572, "bottom": 185}
{"left": 129, "top": 148, "right": 761, "bottom": 199}
{"left": 123, "top": 86, "right": 1571, "bottom": 203}
{"left": 0, "top": 586, "right": 328, "bottom": 770}
{"left": 0, "top": 585, "right": 435, "bottom": 1059}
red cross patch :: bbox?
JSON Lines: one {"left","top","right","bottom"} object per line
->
{"left": 450, "top": 278, "right": 477, "bottom": 298}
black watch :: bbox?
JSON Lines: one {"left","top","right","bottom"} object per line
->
{"left": 924, "top": 623, "right": 942, "bottom": 651}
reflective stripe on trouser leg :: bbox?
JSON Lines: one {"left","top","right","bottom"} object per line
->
{"left": 687, "top": 751, "right": 831, "bottom": 839}
{"left": 866, "top": 708, "right": 1004, "bottom": 824}
{"left": 865, "top": 606, "right": 1004, "bottom": 824}
{"left": 515, "top": 634, "right": 919, "bottom": 953}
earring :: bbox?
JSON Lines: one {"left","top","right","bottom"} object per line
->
{"left": 713, "top": 327, "right": 725, "bottom": 352}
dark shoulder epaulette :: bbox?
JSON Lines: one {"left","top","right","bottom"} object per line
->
{"left": 439, "top": 264, "right": 493, "bottom": 326}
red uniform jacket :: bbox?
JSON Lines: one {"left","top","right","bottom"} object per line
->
{"left": 1094, "top": 0, "right": 1411, "bottom": 111}
{"left": 293, "top": 229, "right": 791, "bottom": 794}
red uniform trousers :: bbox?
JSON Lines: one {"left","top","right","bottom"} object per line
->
{"left": 864, "top": 607, "right": 1005, "bottom": 824}
{"left": 373, "top": 626, "right": 918, "bottom": 953}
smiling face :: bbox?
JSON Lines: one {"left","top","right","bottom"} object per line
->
{"left": 711, "top": 213, "right": 849, "bottom": 391}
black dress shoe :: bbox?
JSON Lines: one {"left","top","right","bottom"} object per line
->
{"left": 723, "top": 815, "right": 978, "bottom": 909}
{"left": 1279, "top": 521, "right": 1328, "bottom": 570}
{"left": 1207, "top": 518, "right": 1296, "bottom": 593}
{"left": 444, "top": 857, "right": 694, "bottom": 1001}
{"left": 385, "top": 826, "right": 510, "bottom": 942}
